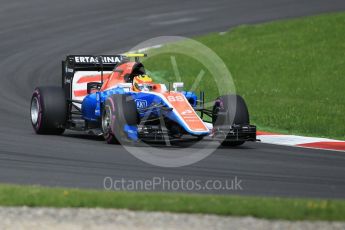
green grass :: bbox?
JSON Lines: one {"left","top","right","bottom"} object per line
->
{"left": 1, "top": 184, "right": 345, "bottom": 221}
{"left": 142, "top": 12, "right": 345, "bottom": 140}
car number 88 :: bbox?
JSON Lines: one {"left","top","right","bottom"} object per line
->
{"left": 167, "top": 95, "right": 184, "bottom": 102}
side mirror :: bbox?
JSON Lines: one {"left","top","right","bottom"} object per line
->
{"left": 173, "top": 82, "right": 184, "bottom": 92}
{"left": 87, "top": 82, "right": 102, "bottom": 94}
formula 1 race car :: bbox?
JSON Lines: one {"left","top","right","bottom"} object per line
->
{"left": 30, "top": 54, "right": 256, "bottom": 146}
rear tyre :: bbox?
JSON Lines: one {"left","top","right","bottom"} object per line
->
{"left": 30, "top": 86, "right": 66, "bottom": 135}
{"left": 212, "top": 94, "right": 249, "bottom": 147}
{"left": 102, "top": 94, "right": 137, "bottom": 144}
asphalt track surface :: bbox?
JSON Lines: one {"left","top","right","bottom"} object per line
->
{"left": 0, "top": 0, "right": 345, "bottom": 198}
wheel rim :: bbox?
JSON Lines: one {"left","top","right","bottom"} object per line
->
{"left": 102, "top": 108, "right": 111, "bottom": 134}
{"left": 31, "top": 97, "right": 40, "bottom": 125}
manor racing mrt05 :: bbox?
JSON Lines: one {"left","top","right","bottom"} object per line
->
{"left": 30, "top": 54, "right": 256, "bottom": 146}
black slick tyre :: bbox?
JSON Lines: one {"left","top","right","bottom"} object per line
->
{"left": 30, "top": 86, "right": 66, "bottom": 135}
{"left": 102, "top": 94, "right": 137, "bottom": 144}
{"left": 212, "top": 94, "right": 249, "bottom": 147}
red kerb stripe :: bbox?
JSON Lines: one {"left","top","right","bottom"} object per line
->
{"left": 256, "top": 131, "right": 283, "bottom": 135}
{"left": 297, "top": 142, "right": 345, "bottom": 151}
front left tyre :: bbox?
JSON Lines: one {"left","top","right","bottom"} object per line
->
{"left": 30, "top": 86, "right": 67, "bottom": 135}
{"left": 102, "top": 94, "right": 138, "bottom": 144}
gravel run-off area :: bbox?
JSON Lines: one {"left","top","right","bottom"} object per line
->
{"left": 0, "top": 207, "right": 344, "bottom": 230}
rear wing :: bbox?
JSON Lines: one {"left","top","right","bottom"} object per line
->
{"left": 62, "top": 55, "right": 126, "bottom": 101}
{"left": 63, "top": 55, "right": 126, "bottom": 72}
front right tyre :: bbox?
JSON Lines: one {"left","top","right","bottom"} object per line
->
{"left": 212, "top": 94, "right": 249, "bottom": 146}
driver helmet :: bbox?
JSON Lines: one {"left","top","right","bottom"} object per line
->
{"left": 133, "top": 75, "right": 153, "bottom": 92}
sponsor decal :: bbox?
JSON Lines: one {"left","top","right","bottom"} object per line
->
{"left": 74, "top": 56, "right": 122, "bottom": 64}
{"left": 136, "top": 99, "right": 148, "bottom": 109}
{"left": 181, "top": 109, "right": 193, "bottom": 115}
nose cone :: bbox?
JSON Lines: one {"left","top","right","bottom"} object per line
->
{"left": 162, "top": 92, "right": 210, "bottom": 135}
